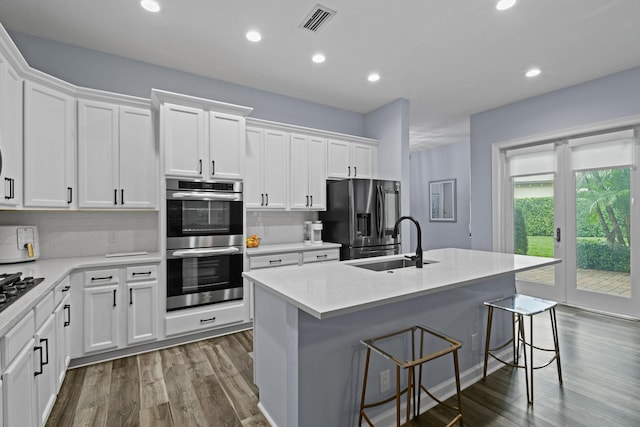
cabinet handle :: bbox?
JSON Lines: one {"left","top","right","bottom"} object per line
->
{"left": 121, "top": 189, "right": 125, "bottom": 205}
{"left": 64, "top": 304, "right": 71, "bottom": 327}
{"left": 4, "top": 178, "right": 10, "bottom": 199}
{"left": 132, "top": 271, "right": 152, "bottom": 276}
{"left": 316, "top": 254, "right": 328, "bottom": 259}
{"left": 306, "top": 195, "right": 309, "bottom": 207}
{"left": 199, "top": 159, "right": 203, "bottom": 174}
{"left": 91, "top": 275, "right": 113, "bottom": 281}
{"left": 34, "top": 346, "right": 44, "bottom": 376}
{"left": 129, "top": 288, "right": 133, "bottom": 305}
{"left": 67, "top": 187, "right": 73, "bottom": 204}
{"left": 348, "top": 166, "right": 351, "bottom": 177}
{"left": 265, "top": 194, "right": 269, "bottom": 206}
{"left": 62, "top": 285, "right": 71, "bottom": 292}
{"left": 269, "top": 259, "right": 282, "bottom": 264}
{"left": 211, "top": 160, "right": 215, "bottom": 175}
{"left": 113, "top": 289, "right": 117, "bottom": 307}
{"left": 200, "top": 316, "right": 216, "bottom": 324}
{"left": 261, "top": 193, "right": 264, "bottom": 206}
{"left": 310, "top": 195, "right": 313, "bottom": 206}
{"left": 114, "top": 189, "right": 118, "bottom": 205}
{"left": 354, "top": 166, "right": 357, "bottom": 177}
{"left": 11, "top": 178, "right": 15, "bottom": 199}
{"left": 41, "top": 338, "right": 49, "bottom": 365}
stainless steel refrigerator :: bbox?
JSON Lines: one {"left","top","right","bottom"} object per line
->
{"left": 320, "top": 178, "right": 401, "bottom": 260}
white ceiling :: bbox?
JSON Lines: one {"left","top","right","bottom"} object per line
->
{"left": 1, "top": 0, "right": 639, "bottom": 151}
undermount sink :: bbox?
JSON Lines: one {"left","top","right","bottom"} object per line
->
{"left": 350, "top": 257, "right": 435, "bottom": 272}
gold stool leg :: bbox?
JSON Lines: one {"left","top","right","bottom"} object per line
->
{"left": 517, "top": 313, "right": 531, "bottom": 404}
{"left": 483, "top": 305, "right": 494, "bottom": 380}
{"left": 396, "top": 365, "right": 402, "bottom": 427}
{"left": 550, "top": 307, "right": 563, "bottom": 384}
{"left": 453, "top": 348, "right": 464, "bottom": 426}
{"left": 358, "top": 347, "right": 372, "bottom": 426}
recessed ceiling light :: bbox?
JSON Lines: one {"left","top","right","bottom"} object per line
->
{"left": 496, "top": 0, "right": 516, "bottom": 11}
{"left": 312, "top": 54, "right": 326, "bottom": 64}
{"left": 367, "top": 73, "right": 380, "bottom": 83}
{"left": 246, "top": 31, "right": 262, "bottom": 42}
{"left": 140, "top": 0, "right": 160, "bottom": 13}
{"left": 525, "top": 68, "right": 541, "bottom": 78}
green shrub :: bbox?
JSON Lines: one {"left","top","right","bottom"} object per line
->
{"left": 514, "top": 197, "right": 553, "bottom": 236}
{"left": 514, "top": 206, "right": 528, "bottom": 255}
{"left": 576, "top": 239, "right": 630, "bottom": 272}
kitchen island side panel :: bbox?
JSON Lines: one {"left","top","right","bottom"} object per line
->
{"left": 254, "top": 275, "right": 515, "bottom": 427}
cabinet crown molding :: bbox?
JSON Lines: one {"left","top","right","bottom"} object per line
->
{"left": 151, "top": 88, "right": 253, "bottom": 116}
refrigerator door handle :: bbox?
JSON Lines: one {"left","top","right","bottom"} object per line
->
{"left": 376, "top": 184, "right": 384, "bottom": 239}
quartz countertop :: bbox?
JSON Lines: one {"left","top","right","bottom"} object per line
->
{"left": 0, "top": 253, "right": 161, "bottom": 336}
{"left": 243, "top": 248, "right": 560, "bottom": 320}
{"left": 245, "top": 241, "right": 341, "bottom": 256}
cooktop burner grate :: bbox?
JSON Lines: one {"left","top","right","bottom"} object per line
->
{"left": 0, "top": 272, "right": 45, "bottom": 314}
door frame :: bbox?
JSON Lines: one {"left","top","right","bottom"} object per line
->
{"left": 491, "top": 114, "right": 640, "bottom": 317}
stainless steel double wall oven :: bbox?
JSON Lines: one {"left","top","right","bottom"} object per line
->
{"left": 166, "top": 179, "right": 244, "bottom": 311}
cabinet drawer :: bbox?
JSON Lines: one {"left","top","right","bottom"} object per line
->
{"left": 249, "top": 252, "right": 299, "bottom": 270}
{"left": 54, "top": 275, "right": 71, "bottom": 307}
{"left": 303, "top": 249, "right": 340, "bottom": 264}
{"left": 126, "top": 265, "right": 158, "bottom": 282}
{"left": 1, "top": 310, "right": 35, "bottom": 366}
{"left": 84, "top": 269, "right": 120, "bottom": 286}
{"left": 165, "top": 302, "right": 246, "bottom": 336}
{"left": 34, "top": 290, "right": 55, "bottom": 330}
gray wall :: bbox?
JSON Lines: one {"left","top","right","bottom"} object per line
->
{"left": 410, "top": 141, "right": 471, "bottom": 250}
{"left": 9, "top": 30, "right": 366, "bottom": 137}
{"left": 470, "top": 66, "right": 640, "bottom": 250}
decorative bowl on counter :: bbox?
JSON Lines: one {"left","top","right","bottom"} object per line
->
{"left": 246, "top": 235, "right": 261, "bottom": 248}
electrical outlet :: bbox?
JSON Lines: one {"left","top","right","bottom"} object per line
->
{"left": 379, "top": 369, "right": 390, "bottom": 393}
{"left": 471, "top": 333, "right": 478, "bottom": 352}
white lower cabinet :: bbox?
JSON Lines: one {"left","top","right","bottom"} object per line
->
{"left": 2, "top": 337, "right": 37, "bottom": 427}
{"left": 34, "top": 314, "right": 56, "bottom": 427}
{"left": 54, "top": 294, "right": 71, "bottom": 389}
{"left": 83, "top": 265, "right": 158, "bottom": 355}
{"left": 165, "top": 302, "right": 246, "bottom": 337}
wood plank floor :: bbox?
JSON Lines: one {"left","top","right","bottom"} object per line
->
{"left": 47, "top": 306, "right": 640, "bottom": 427}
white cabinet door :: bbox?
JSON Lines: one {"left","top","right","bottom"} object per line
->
{"left": 23, "top": 81, "right": 75, "bottom": 208}
{"left": 54, "top": 295, "right": 71, "bottom": 390}
{"left": 2, "top": 339, "right": 37, "bottom": 427}
{"left": 352, "top": 143, "right": 373, "bottom": 178}
{"left": 262, "top": 129, "right": 288, "bottom": 209}
{"left": 289, "top": 134, "right": 310, "bottom": 209}
{"left": 327, "top": 139, "right": 351, "bottom": 179}
{"left": 0, "top": 54, "right": 23, "bottom": 206}
{"left": 119, "top": 106, "right": 156, "bottom": 208}
{"left": 77, "top": 100, "right": 119, "bottom": 208}
{"left": 209, "top": 112, "right": 245, "bottom": 180}
{"left": 245, "top": 127, "right": 264, "bottom": 208}
{"left": 34, "top": 314, "right": 56, "bottom": 427}
{"left": 308, "top": 136, "right": 327, "bottom": 209}
{"left": 83, "top": 285, "right": 119, "bottom": 353}
{"left": 127, "top": 281, "right": 157, "bottom": 345}
{"left": 163, "top": 103, "right": 205, "bottom": 177}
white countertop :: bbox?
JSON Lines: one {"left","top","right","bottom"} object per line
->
{"left": 0, "top": 253, "right": 161, "bottom": 336}
{"left": 243, "top": 248, "right": 560, "bottom": 320}
{"left": 245, "top": 241, "right": 341, "bottom": 256}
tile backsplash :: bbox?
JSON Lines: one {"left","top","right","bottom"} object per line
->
{"left": 246, "top": 211, "right": 318, "bottom": 245}
{"left": 0, "top": 211, "right": 159, "bottom": 259}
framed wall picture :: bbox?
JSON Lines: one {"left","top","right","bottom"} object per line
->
{"left": 429, "top": 179, "right": 456, "bottom": 222}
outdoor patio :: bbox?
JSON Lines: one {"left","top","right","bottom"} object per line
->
{"left": 517, "top": 265, "right": 631, "bottom": 297}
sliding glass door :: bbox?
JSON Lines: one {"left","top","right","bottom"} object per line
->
{"left": 499, "top": 129, "right": 640, "bottom": 317}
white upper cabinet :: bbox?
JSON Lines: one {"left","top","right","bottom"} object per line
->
{"left": 23, "top": 81, "right": 75, "bottom": 208}
{"left": 77, "top": 99, "right": 156, "bottom": 209}
{"left": 290, "top": 133, "right": 326, "bottom": 210}
{"left": 209, "top": 111, "right": 245, "bottom": 180}
{"left": 327, "top": 139, "right": 375, "bottom": 179}
{"left": 162, "top": 103, "right": 206, "bottom": 178}
{"left": 245, "top": 127, "right": 288, "bottom": 209}
{"left": 153, "top": 90, "right": 253, "bottom": 180}
{"left": 0, "top": 52, "right": 22, "bottom": 207}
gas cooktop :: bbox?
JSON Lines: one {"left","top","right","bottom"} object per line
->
{"left": 0, "top": 272, "right": 45, "bottom": 314}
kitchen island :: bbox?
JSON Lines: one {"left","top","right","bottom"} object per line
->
{"left": 243, "top": 248, "right": 559, "bottom": 427}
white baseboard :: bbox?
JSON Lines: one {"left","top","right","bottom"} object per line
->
{"left": 257, "top": 402, "right": 278, "bottom": 427}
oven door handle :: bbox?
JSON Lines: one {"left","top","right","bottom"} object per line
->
{"left": 169, "top": 192, "right": 241, "bottom": 201}
{"left": 171, "top": 247, "right": 241, "bottom": 258}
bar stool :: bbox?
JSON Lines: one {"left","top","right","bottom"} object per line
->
{"left": 482, "top": 294, "right": 562, "bottom": 404}
{"left": 359, "top": 325, "right": 463, "bottom": 426}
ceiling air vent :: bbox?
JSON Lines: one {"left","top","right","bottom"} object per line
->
{"left": 299, "top": 4, "right": 337, "bottom": 32}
